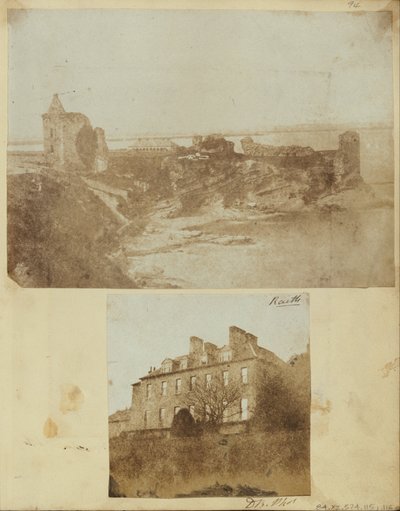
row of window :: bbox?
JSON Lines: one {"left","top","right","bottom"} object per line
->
{"left": 146, "top": 367, "right": 248, "bottom": 398}
{"left": 143, "top": 398, "right": 249, "bottom": 426}
{"left": 161, "top": 350, "right": 233, "bottom": 373}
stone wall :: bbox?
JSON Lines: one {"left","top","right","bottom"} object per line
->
{"left": 192, "top": 134, "right": 235, "bottom": 156}
{"left": 42, "top": 94, "right": 109, "bottom": 173}
{"left": 241, "top": 131, "right": 361, "bottom": 187}
{"left": 332, "top": 131, "right": 361, "bottom": 186}
{"left": 229, "top": 325, "right": 258, "bottom": 357}
{"left": 94, "top": 127, "right": 109, "bottom": 172}
{"left": 42, "top": 115, "right": 65, "bottom": 167}
{"left": 129, "top": 357, "right": 261, "bottom": 431}
{"left": 66, "top": 113, "right": 96, "bottom": 170}
{"left": 109, "top": 409, "right": 132, "bottom": 438}
{"left": 241, "top": 136, "right": 316, "bottom": 159}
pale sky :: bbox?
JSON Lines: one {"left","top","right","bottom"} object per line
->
{"left": 107, "top": 293, "right": 309, "bottom": 414}
{"left": 8, "top": 9, "right": 393, "bottom": 141}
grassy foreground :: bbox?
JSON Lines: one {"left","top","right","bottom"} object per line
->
{"left": 109, "top": 429, "right": 310, "bottom": 498}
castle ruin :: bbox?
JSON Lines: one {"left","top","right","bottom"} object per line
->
{"left": 241, "top": 130, "right": 361, "bottom": 188}
{"left": 42, "top": 94, "right": 109, "bottom": 173}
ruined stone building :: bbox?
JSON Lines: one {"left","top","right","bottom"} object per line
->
{"left": 42, "top": 94, "right": 109, "bottom": 173}
{"left": 192, "top": 134, "right": 235, "bottom": 156}
{"left": 109, "top": 326, "right": 294, "bottom": 437}
{"left": 241, "top": 130, "right": 361, "bottom": 188}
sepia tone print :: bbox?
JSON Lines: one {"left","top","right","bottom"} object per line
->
{"left": 7, "top": 9, "right": 394, "bottom": 288}
{"left": 107, "top": 294, "right": 310, "bottom": 498}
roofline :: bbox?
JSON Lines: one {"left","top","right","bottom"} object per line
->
{"left": 138, "top": 355, "right": 261, "bottom": 381}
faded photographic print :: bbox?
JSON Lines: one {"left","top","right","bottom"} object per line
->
{"left": 7, "top": 9, "right": 394, "bottom": 288}
{"left": 107, "top": 293, "right": 310, "bottom": 498}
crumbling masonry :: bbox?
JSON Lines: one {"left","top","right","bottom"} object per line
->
{"left": 42, "top": 94, "right": 109, "bottom": 173}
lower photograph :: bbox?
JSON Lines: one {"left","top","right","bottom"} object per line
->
{"left": 107, "top": 293, "right": 310, "bottom": 498}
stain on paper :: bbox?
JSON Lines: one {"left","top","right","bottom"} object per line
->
{"left": 380, "top": 357, "right": 399, "bottom": 378}
{"left": 311, "top": 398, "right": 332, "bottom": 415}
{"left": 7, "top": 8, "right": 28, "bottom": 27}
{"left": 43, "top": 417, "right": 58, "bottom": 438}
{"left": 59, "top": 384, "right": 84, "bottom": 414}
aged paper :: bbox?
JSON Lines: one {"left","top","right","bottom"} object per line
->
{"left": 108, "top": 293, "right": 310, "bottom": 498}
{"left": 5, "top": 5, "right": 396, "bottom": 288}
{"left": 0, "top": 1, "right": 399, "bottom": 511}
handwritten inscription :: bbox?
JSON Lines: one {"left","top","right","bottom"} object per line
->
{"left": 245, "top": 497, "right": 297, "bottom": 508}
{"left": 268, "top": 295, "right": 302, "bottom": 307}
{"left": 347, "top": 0, "right": 361, "bottom": 8}
{"left": 244, "top": 500, "right": 397, "bottom": 511}
{"left": 316, "top": 505, "right": 397, "bottom": 511}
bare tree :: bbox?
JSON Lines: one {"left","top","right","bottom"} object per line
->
{"left": 184, "top": 373, "right": 242, "bottom": 426}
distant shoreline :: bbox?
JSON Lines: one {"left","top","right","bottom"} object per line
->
{"left": 8, "top": 122, "right": 394, "bottom": 148}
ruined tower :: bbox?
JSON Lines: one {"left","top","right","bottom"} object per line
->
{"left": 42, "top": 94, "right": 109, "bottom": 173}
{"left": 333, "top": 130, "right": 361, "bottom": 185}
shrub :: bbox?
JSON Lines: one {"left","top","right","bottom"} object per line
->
{"left": 252, "top": 370, "right": 310, "bottom": 432}
{"left": 170, "top": 408, "right": 197, "bottom": 437}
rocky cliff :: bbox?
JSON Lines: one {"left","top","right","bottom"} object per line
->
{"left": 160, "top": 143, "right": 362, "bottom": 216}
{"left": 8, "top": 170, "right": 134, "bottom": 287}
{"left": 97, "top": 131, "right": 365, "bottom": 218}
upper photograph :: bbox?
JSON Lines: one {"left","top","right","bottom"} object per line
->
{"left": 7, "top": 9, "right": 395, "bottom": 288}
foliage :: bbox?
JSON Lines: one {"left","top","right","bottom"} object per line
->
{"left": 109, "top": 429, "right": 310, "bottom": 498}
{"left": 170, "top": 408, "right": 197, "bottom": 437}
{"left": 184, "top": 373, "right": 242, "bottom": 427}
{"left": 8, "top": 172, "right": 135, "bottom": 287}
{"left": 252, "top": 368, "right": 310, "bottom": 432}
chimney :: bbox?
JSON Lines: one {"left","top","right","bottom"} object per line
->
{"left": 189, "top": 336, "right": 204, "bottom": 355}
{"left": 229, "top": 326, "right": 247, "bottom": 347}
{"left": 204, "top": 341, "right": 217, "bottom": 354}
{"left": 229, "top": 326, "right": 258, "bottom": 355}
